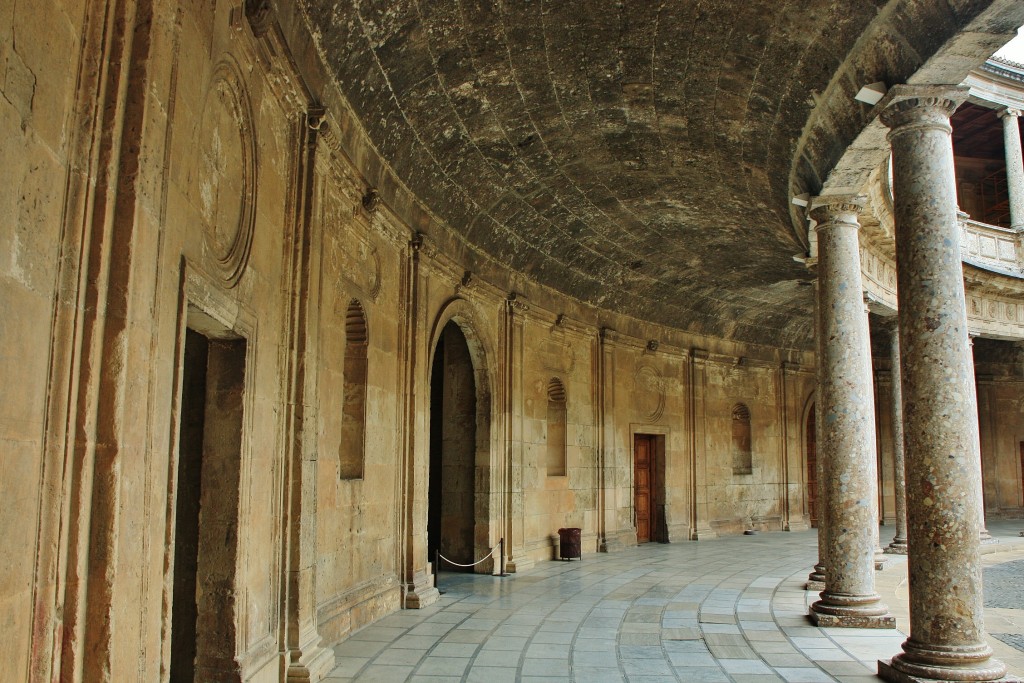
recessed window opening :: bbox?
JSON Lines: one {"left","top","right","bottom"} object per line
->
{"left": 340, "top": 300, "right": 368, "bottom": 480}
{"left": 547, "top": 378, "right": 567, "bottom": 477}
{"left": 732, "top": 403, "right": 753, "bottom": 475}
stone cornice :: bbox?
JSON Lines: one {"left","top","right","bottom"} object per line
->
{"left": 981, "top": 57, "right": 1024, "bottom": 84}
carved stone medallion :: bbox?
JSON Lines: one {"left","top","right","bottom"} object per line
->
{"left": 193, "top": 57, "right": 257, "bottom": 287}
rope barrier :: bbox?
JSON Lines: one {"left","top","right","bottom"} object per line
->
{"left": 437, "top": 546, "right": 496, "bottom": 568}
{"left": 433, "top": 539, "right": 507, "bottom": 593}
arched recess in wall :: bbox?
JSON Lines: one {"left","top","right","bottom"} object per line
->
{"left": 424, "top": 298, "right": 496, "bottom": 571}
{"left": 546, "top": 378, "right": 567, "bottom": 477}
{"left": 731, "top": 403, "right": 752, "bottom": 475}
{"left": 340, "top": 300, "right": 368, "bottom": 479}
{"left": 801, "top": 392, "right": 817, "bottom": 528}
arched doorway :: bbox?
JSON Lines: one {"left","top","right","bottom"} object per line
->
{"left": 428, "top": 321, "right": 477, "bottom": 571}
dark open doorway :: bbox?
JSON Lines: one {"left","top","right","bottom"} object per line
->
{"left": 428, "top": 322, "right": 477, "bottom": 572}
{"left": 171, "top": 324, "right": 246, "bottom": 681}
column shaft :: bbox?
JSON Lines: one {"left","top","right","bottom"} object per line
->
{"left": 808, "top": 196, "right": 893, "bottom": 629}
{"left": 1000, "top": 109, "right": 1024, "bottom": 231}
{"left": 879, "top": 87, "right": 1007, "bottom": 683}
{"left": 966, "top": 335, "right": 992, "bottom": 542}
{"left": 886, "top": 323, "right": 908, "bottom": 554}
{"left": 808, "top": 279, "right": 827, "bottom": 589}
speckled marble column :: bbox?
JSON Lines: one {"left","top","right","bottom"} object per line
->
{"left": 807, "top": 278, "right": 827, "bottom": 591}
{"left": 1000, "top": 109, "right": 1024, "bottom": 232}
{"left": 884, "top": 320, "right": 908, "bottom": 555}
{"left": 864, "top": 302, "right": 888, "bottom": 572}
{"left": 807, "top": 196, "right": 893, "bottom": 629}
{"left": 879, "top": 86, "right": 1011, "bottom": 683}
{"left": 966, "top": 334, "right": 994, "bottom": 544}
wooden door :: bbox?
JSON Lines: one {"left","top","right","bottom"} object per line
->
{"left": 634, "top": 435, "right": 654, "bottom": 543}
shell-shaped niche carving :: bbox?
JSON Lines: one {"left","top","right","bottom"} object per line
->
{"left": 634, "top": 365, "right": 665, "bottom": 424}
{"left": 191, "top": 56, "right": 257, "bottom": 288}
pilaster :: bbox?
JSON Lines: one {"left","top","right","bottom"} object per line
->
{"left": 688, "top": 349, "right": 716, "bottom": 540}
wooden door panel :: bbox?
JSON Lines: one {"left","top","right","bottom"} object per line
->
{"left": 634, "top": 435, "right": 653, "bottom": 543}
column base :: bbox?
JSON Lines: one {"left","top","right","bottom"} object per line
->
{"left": 885, "top": 540, "right": 909, "bottom": 555}
{"left": 806, "top": 564, "right": 826, "bottom": 590}
{"left": 810, "top": 610, "right": 896, "bottom": 629}
{"left": 787, "top": 518, "right": 811, "bottom": 532}
{"left": 403, "top": 571, "right": 440, "bottom": 609}
{"left": 286, "top": 641, "right": 335, "bottom": 683}
{"left": 504, "top": 556, "right": 534, "bottom": 573}
{"left": 879, "top": 658, "right": 1020, "bottom": 683}
{"left": 809, "top": 597, "right": 896, "bottom": 629}
{"left": 601, "top": 529, "right": 638, "bottom": 551}
{"left": 688, "top": 525, "right": 718, "bottom": 541}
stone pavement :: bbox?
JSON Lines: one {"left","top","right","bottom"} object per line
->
{"left": 867, "top": 519, "right": 1024, "bottom": 679}
{"left": 327, "top": 522, "right": 1024, "bottom": 682}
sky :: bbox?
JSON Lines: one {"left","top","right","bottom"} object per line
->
{"left": 994, "top": 26, "right": 1024, "bottom": 64}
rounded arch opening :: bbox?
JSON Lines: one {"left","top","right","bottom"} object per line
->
{"left": 425, "top": 300, "right": 496, "bottom": 574}
{"left": 801, "top": 393, "right": 818, "bottom": 528}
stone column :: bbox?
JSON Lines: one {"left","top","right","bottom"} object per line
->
{"left": 879, "top": 86, "right": 1008, "bottom": 682}
{"left": 807, "top": 277, "right": 827, "bottom": 591}
{"left": 884, "top": 320, "right": 908, "bottom": 554}
{"left": 863, "top": 301, "right": 888, "bottom": 571}
{"left": 1000, "top": 108, "right": 1024, "bottom": 231}
{"left": 966, "top": 334, "right": 993, "bottom": 544}
{"left": 807, "top": 196, "right": 893, "bottom": 629}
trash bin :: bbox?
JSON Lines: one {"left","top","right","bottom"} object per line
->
{"left": 557, "top": 527, "right": 582, "bottom": 561}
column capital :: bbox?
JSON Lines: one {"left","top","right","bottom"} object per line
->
{"left": 999, "top": 107, "right": 1022, "bottom": 120}
{"left": 808, "top": 195, "right": 865, "bottom": 229}
{"left": 879, "top": 85, "right": 968, "bottom": 133}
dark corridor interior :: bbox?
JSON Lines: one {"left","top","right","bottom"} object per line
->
{"left": 428, "top": 322, "right": 477, "bottom": 572}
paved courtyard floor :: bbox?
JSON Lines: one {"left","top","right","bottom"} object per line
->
{"left": 327, "top": 521, "right": 1024, "bottom": 682}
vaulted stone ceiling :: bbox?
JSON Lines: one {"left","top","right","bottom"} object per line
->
{"left": 298, "top": 0, "right": 1003, "bottom": 347}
